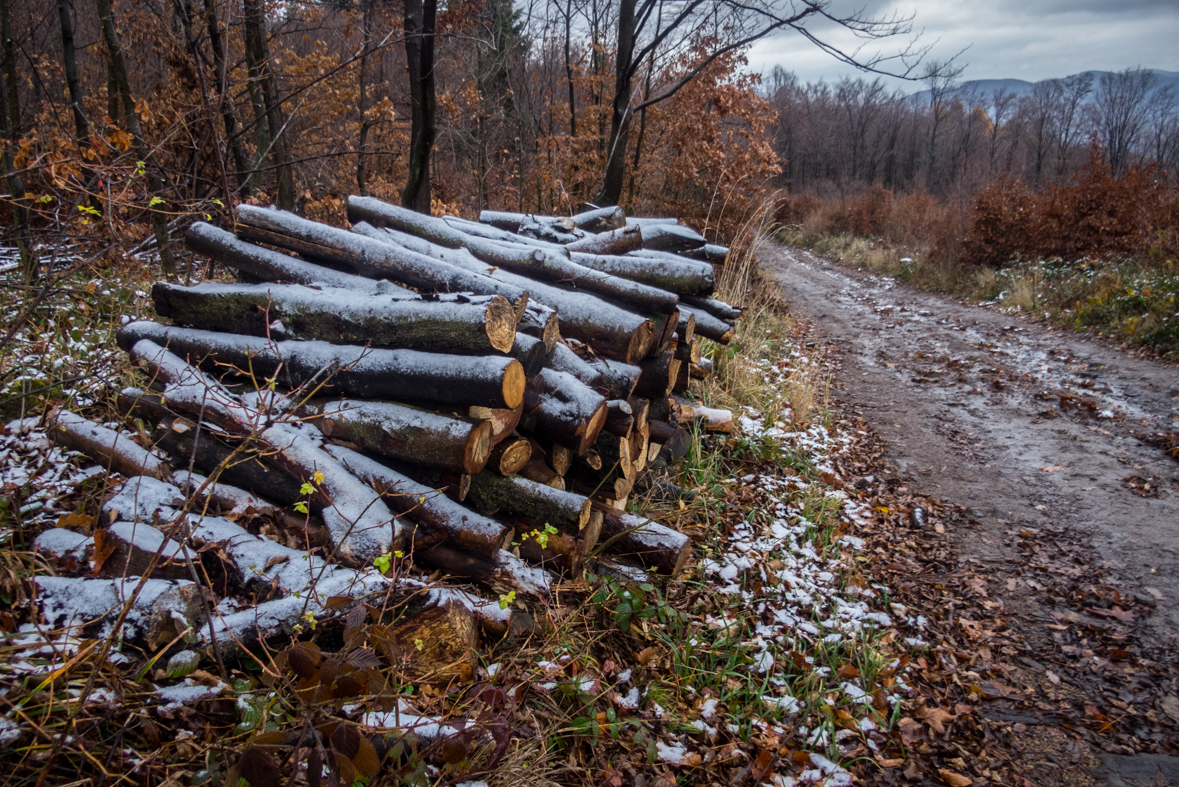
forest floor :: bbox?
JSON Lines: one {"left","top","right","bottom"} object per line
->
{"left": 764, "top": 244, "right": 1179, "bottom": 786}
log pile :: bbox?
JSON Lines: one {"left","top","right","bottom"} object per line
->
{"left": 44, "top": 198, "right": 742, "bottom": 662}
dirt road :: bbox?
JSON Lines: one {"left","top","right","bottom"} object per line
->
{"left": 763, "top": 245, "right": 1179, "bottom": 785}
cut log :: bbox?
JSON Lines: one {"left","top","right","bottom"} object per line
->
{"left": 351, "top": 216, "right": 659, "bottom": 363}
{"left": 516, "top": 303, "right": 561, "bottom": 353}
{"left": 638, "top": 222, "right": 707, "bottom": 253}
{"left": 186, "top": 222, "right": 417, "bottom": 297}
{"left": 96, "top": 521, "right": 190, "bottom": 581}
{"left": 570, "top": 206, "right": 625, "bottom": 232}
{"left": 117, "top": 387, "right": 177, "bottom": 424}
{"left": 545, "top": 341, "right": 603, "bottom": 387}
{"left": 467, "top": 403, "right": 524, "bottom": 445}
{"left": 625, "top": 217, "right": 680, "bottom": 227}
{"left": 681, "top": 294, "right": 742, "bottom": 321}
{"left": 485, "top": 434, "right": 532, "bottom": 476}
{"left": 682, "top": 243, "right": 730, "bottom": 264}
{"left": 415, "top": 544, "right": 551, "bottom": 599}
{"left": 323, "top": 443, "right": 512, "bottom": 557}
{"left": 466, "top": 473, "right": 591, "bottom": 536}
{"left": 50, "top": 411, "right": 172, "bottom": 480}
{"left": 674, "top": 338, "right": 702, "bottom": 364}
{"left": 570, "top": 251, "right": 713, "bottom": 297}
{"left": 547, "top": 442, "right": 573, "bottom": 477}
{"left": 301, "top": 398, "right": 493, "bottom": 475}
{"left": 604, "top": 399, "right": 634, "bottom": 437}
{"left": 677, "top": 304, "right": 733, "bottom": 344}
{"left": 118, "top": 322, "right": 526, "bottom": 410}
{"left": 515, "top": 529, "right": 585, "bottom": 575}
{"left": 633, "top": 351, "right": 681, "bottom": 399}
{"left": 684, "top": 403, "right": 734, "bottom": 433}
{"left": 509, "top": 333, "right": 549, "bottom": 377}
{"left": 648, "top": 396, "right": 676, "bottom": 424}
{"left": 676, "top": 312, "right": 696, "bottom": 346}
{"left": 653, "top": 308, "right": 681, "bottom": 353}
{"left": 582, "top": 355, "right": 641, "bottom": 400}
{"left": 35, "top": 576, "right": 205, "bottom": 646}
{"left": 445, "top": 216, "right": 566, "bottom": 251}
{"left": 518, "top": 369, "right": 608, "bottom": 456}
{"left": 389, "top": 601, "right": 479, "bottom": 680}
{"left": 594, "top": 505, "right": 693, "bottom": 576}
{"left": 152, "top": 282, "right": 518, "bottom": 355}
{"left": 564, "top": 226, "right": 642, "bottom": 256}
{"left": 516, "top": 457, "right": 564, "bottom": 489}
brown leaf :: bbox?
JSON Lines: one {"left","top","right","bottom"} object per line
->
{"left": 353, "top": 736, "right": 381, "bottom": 779}
{"left": 897, "top": 717, "right": 923, "bottom": 746}
{"left": 637, "top": 646, "right": 660, "bottom": 667}
{"left": 1160, "top": 694, "right": 1179, "bottom": 722}
{"left": 263, "top": 554, "right": 288, "bottom": 570}
{"left": 91, "top": 529, "right": 116, "bottom": 574}
{"left": 918, "top": 705, "right": 955, "bottom": 735}
{"left": 938, "top": 768, "right": 973, "bottom": 786}
{"left": 56, "top": 511, "right": 95, "bottom": 532}
{"left": 238, "top": 746, "right": 282, "bottom": 787}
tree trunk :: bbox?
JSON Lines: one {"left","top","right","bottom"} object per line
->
{"left": 356, "top": 0, "right": 376, "bottom": 194}
{"left": 564, "top": 226, "right": 642, "bottom": 255}
{"left": 466, "top": 473, "right": 591, "bottom": 536}
{"left": 242, "top": 0, "right": 295, "bottom": 211}
{"left": 518, "top": 369, "right": 608, "bottom": 456}
{"left": 569, "top": 251, "right": 713, "bottom": 296}
{"left": 94, "top": 0, "right": 176, "bottom": 275}
{"left": 596, "top": 0, "right": 635, "bottom": 206}
{"left": 57, "top": 0, "right": 103, "bottom": 215}
{"left": 1, "top": 0, "right": 33, "bottom": 280}
{"left": 303, "top": 398, "right": 493, "bottom": 475}
{"left": 401, "top": 0, "right": 436, "bottom": 212}
{"left": 151, "top": 281, "right": 518, "bottom": 355}
{"left": 203, "top": 0, "right": 250, "bottom": 194}
{"left": 50, "top": 412, "right": 172, "bottom": 480}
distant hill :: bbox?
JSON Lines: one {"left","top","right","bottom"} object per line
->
{"left": 909, "top": 70, "right": 1179, "bottom": 104}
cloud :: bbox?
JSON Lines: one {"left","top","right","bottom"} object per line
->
{"left": 747, "top": 0, "right": 1179, "bottom": 89}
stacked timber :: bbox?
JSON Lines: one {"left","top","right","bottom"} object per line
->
{"left": 45, "top": 198, "right": 742, "bottom": 662}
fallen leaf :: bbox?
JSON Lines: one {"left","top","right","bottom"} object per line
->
{"left": 1161, "top": 694, "right": 1179, "bottom": 722}
{"left": 917, "top": 705, "right": 955, "bottom": 735}
{"left": 897, "top": 717, "right": 923, "bottom": 746}
{"left": 1038, "top": 466, "right": 1063, "bottom": 472}
{"left": 877, "top": 757, "right": 904, "bottom": 768}
{"left": 938, "top": 768, "right": 973, "bottom": 786}
{"left": 1045, "top": 670, "right": 1060, "bottom": 685}
{"left": 637, "top": 646, "right": 660, "bottom": 667}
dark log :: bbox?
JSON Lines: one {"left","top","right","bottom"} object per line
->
{"left": 50, "top": 411, "right": 171, "bottom": 480}
{"left": 681, "top": 294, "right": 742, "bottom": 321}
{"left": 152, "top": 417, "right": 304, "bottom": 506}
{"left": 515, "top": 528, "right": 585, "bottom": 576}
{"left": 634, "top": 351, "right": 681, "bottom": 399}
{"left": 516, "top": 457, "right": 564, "bottom": 489}
{"left": 185, "top": 222, "right": 416, "bottom": 297}
{"left": 682, "top": 243, "right": 730, "bottom": 264}
{"left": 467, "top": 403, "right": 524, "bottom": 445}
{"left": 116, "top": 387, "right": 176, "bottom": 424}
{"left": 570, "top": 251, "right": 713, "bottom": 297}
{"left": 677, "top": 304, "right": 733, "bottom": 344}
{"left": 648, "top": 396, "right": 676, "bottom": 424}
{"left": 674, "top": 338, "right": 701, "bottom": 363}
{"left": 545, "top": 341, "right": 602, "bottom": 387}
{"left": 302, "top": 398, "right": 493, "bottom": 475}
{"left": 518, "top": 369, "right": 608, "bottom": 456}
{"left": 466, "top": 473, "right": 591, "bottom": 536}
{"left": 675, "top": 312, "right": 696, "bottom": 346}
{"left": 570, "top": 206, "right": 625, "bottom": 232}
{"left": 594, "top": 504, "right": 693, "bottom": 576}
{"left": 516, "top": 303, "right": 561, "bottom": 354}
{"left": 388, "top": 601, "right": 479, "bottom": 681}
{"left": 564, "top": 226, "right": 641, "bottom": 256}
{"left": 604, "top": 399, "right": 634, "bottom": 437}
{"left": 581, "top": 355, "right": 641, "bottom": 400}
{"left": 118, "top": 322, "right": 526, "bottom": 410}
{"left": 414, "top": 544, "right": 551, "bottom": 599}
{"left": 152, "top": 282, "right": 518, "bottom": 355}
{"left": 638, "top": 222, "right": 707, "bottom": 252}
{"left": 509, "top": 333, "right": 549, "bottom": 377}
{"left": 324, "top": 443, "right": 511, "bottom": 557}
{"left": 485, "top": 434, "right": 532, "bottom": 476}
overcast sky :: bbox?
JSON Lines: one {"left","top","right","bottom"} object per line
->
{"left": 746, "top": 0, "right": 1179, "bottom": 91}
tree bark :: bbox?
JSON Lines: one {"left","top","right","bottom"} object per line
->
{"left": 242, "top": 0, "right": 295, "bottom": 210}
{"left": 118, "top": 321, "right": 526, "bottom": 410}
{"left": 1, "top": 0, "right": 33, "bottom": 280}
{"left": 151, "top": 281, "right": 518, "bottom": 355}
{"left": 569, "top": 251, "right": 713, "bottom": 296}
{"left": 677, "top": 304, "right": 733, "bottom": 343}
{"left": 594, "top": 505, "right": 692, "bottom": 576}
{"left": 202, "top": 0, "right": 250, "bottom": 194}
{"left": 94, "top": 0, "right": 176, "bottom": 274}
{"left": 50, "top": 412, "right": 172, "bottom": 480}
{"left": 518, "top": 368, "right": 608, "bottom": 456}
{"left": 303, "top": 398, "right": 493, "bottom": 475}
{"left": 467, "top": 473, "right": 591, "bottom": 536}
{"left": 564, "top": 226, "right": 641, "bottom": 256}
{"left": 56, "top": 0, "right": 103, "bottom": 215}
{"left": 401, "top": 0, "right": 437, "bottom": 212}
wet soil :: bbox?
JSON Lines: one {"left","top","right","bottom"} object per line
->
{"left": 763, "top": 245, "right": 1179, "bottom": 786}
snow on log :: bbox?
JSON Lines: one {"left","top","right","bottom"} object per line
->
{"left": 676, "top": 304, "right": 734, "bottom": 344}
{"left": 466, "top": 473, "right": 592, "bottom": 537}
{"left": 570, "top": 205, "right": 626, "bottom": 232}
{"left": 570, "top": 251, "right": 713, "bottom": 297}
{"left": 564, "top": 226, "right": 642, "bottom": 256}
{"left": 324, "top": 443, "right": 512, "bottom": 557}
{"left": 582, "top": 355, "right": 642, "bottom": 400}
{"left": 35, "top": 576, "right": 205, "bottom": 646}
{"left": 185, "top": 222, "right": 416, "bottom": 297}
{"left": 415, "top": 544, "right": 552, "bottom": 599}
{"left": 152, "top": 282, "right": 518, "bottom": 355}
{"left": 681, "top": 294, "right": 742, "bottom": 321}
{"left": 50, "top": 411, "right": 172, "bottom": 480}
{"left": 301, "top": 398, "right": 493, "bottom": 475}
{"left": 682, "top": 243, "right": 730, "bottom": 264}
{"left": 638, "top": 222, "right": 707, "bottom": 252}
{"left": 118, "top": 322, "right": 526, "bottom": 410}
{"left": 518, "top": 369, "right": 608, "bottom": 456}
{"left": 509, "top": 333, "right": 549, "bottom": 377}
{"left": 545, "top": 341, "right": 603, "bottom": 387}
{"left": 593, "top": 506, "right": 693, "bottom": 576}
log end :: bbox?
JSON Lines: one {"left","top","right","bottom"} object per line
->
{"left": 485, "top": 295, "right": 518, "bottom": 354}
{"left": 502, "top": 360, "right": 526, "bottom": 410}
{"left": 464, "top": 419, "right": 495, "bottom": 475}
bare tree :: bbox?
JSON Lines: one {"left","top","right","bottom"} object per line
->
{"left": 1092, "top": 66, "right": 1156, "bottom": 176}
